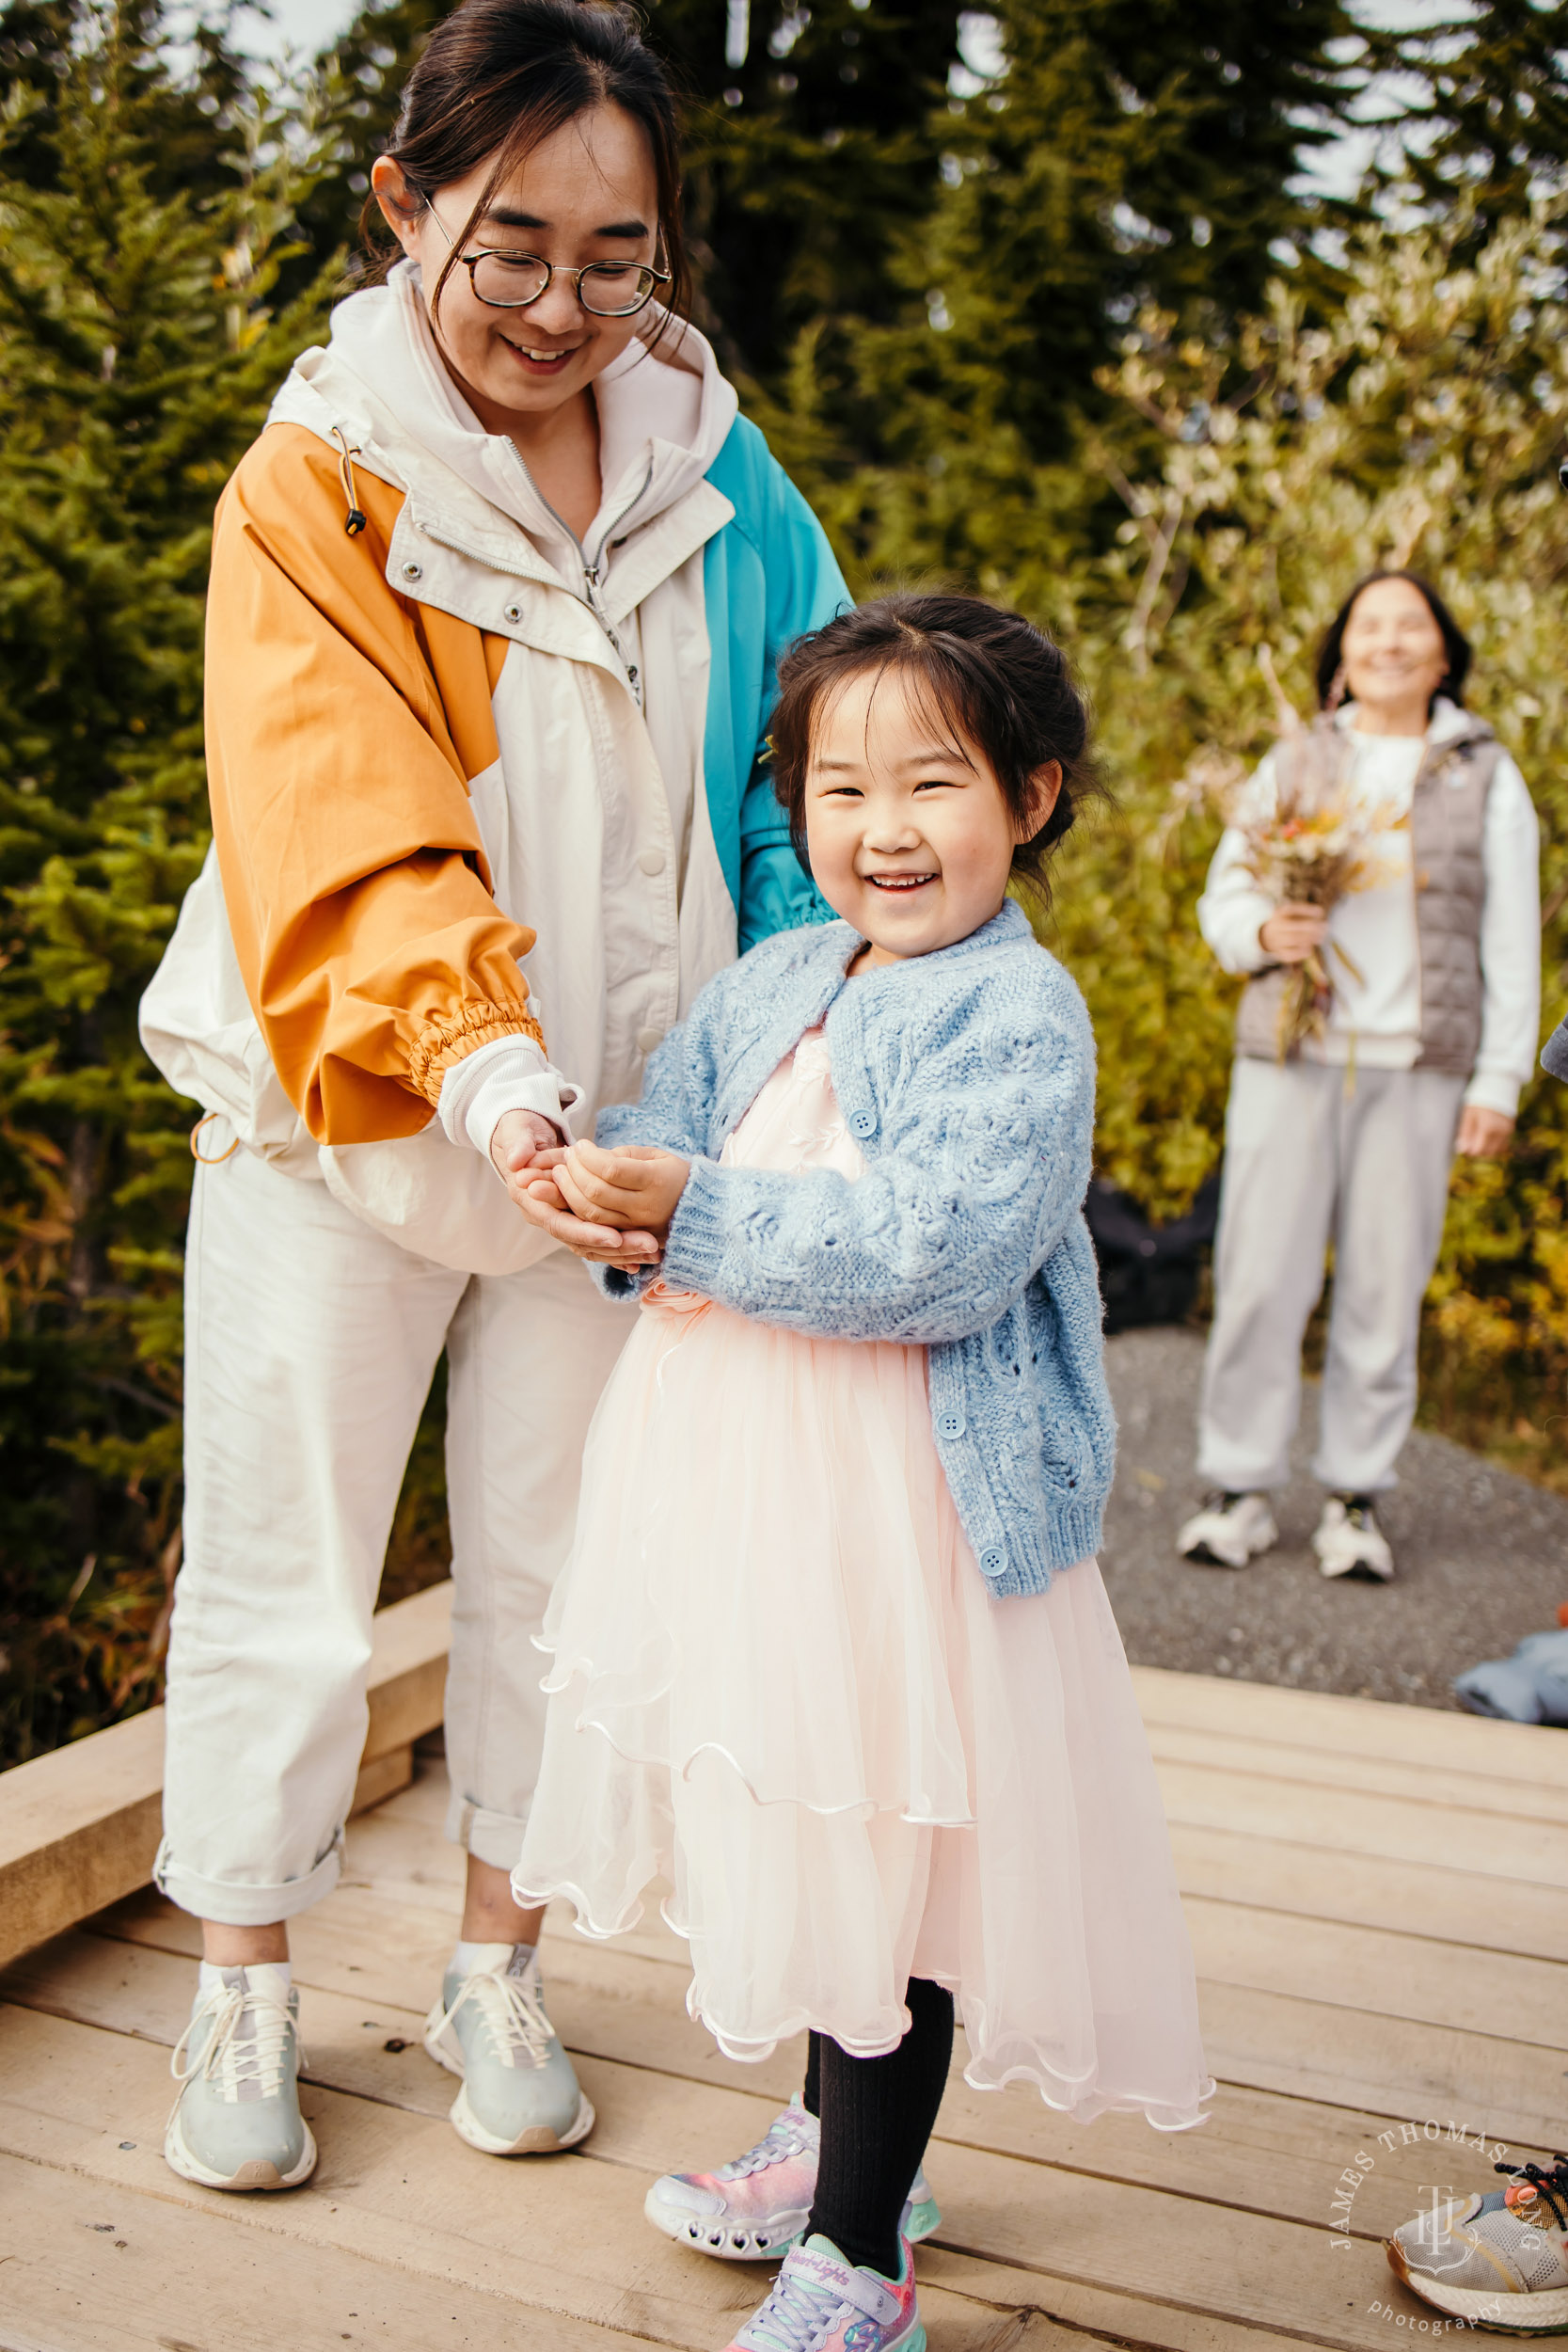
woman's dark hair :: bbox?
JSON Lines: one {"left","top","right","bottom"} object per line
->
{"left": 1316, "top": 571, "right": 1472, "bottom": 711}
{"left": 360, "top": 0, "right": 691, "bottom": 328}
{"left": 769, "top": 594, "right": 1101, "bottom": 908}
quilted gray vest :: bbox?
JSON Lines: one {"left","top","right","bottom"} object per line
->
{"left": 1235, "top": 716, "right": 1501, "bottom": 1074}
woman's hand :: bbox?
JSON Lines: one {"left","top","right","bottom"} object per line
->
{"left": 489, "top": 1112, "right": 661, "bottom": 1269}
{"left": 1259, "top": 904, "right": 1329, "bottom": 963}
{"left": 1455, "top": 1105, "right": 1514, "bottom": 1160}
{"left": 554, "top": 1139, "right": 690, "bottom": 1237}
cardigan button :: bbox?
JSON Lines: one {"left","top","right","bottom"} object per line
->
{"left": 979, "top": 1545, "right": 1007, "bottom": 1577}
{"left": 937, "top": 1410, "right": 965, "bottom": 1439}
{"left": 848, "top": 1108, "right": 875, "bottom": 1137}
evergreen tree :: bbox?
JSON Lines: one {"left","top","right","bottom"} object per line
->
{"left": 1363, "top": 1, "right": 1568, "bottom": 229}
{"left": 0, "top": 0, "right": 334, "bottom": 1762}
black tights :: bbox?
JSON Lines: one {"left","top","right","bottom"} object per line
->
{"left": 800, "top": 1978, "right": 953, "bottom": 2280}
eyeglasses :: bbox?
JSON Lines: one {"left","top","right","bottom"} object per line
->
{"left": 420, "top": 197, "right": 671, "bottom": 318}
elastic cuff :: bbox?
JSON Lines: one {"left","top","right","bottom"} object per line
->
{"left": 409, "top": 1007, "right": 546, "bottom": 1108}
{"left": 446, "top": 1794, "right": 531, "bottom": 1874}
{"left": 151, "top": 1829, "right": 343, "bottom": 1925}
{"left": 658, "top": 1158, "right": 726, "bottom": 1293}
{"left": 1462, "top": 1071, "right": 1521, "bottom": 1120}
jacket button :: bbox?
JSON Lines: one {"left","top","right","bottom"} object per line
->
{"left": 979, "top": 1545, "right": 1007, "bottom": 1576}
{"left": 503, "top": 599, "right": 523, "bottom": 623}
{"left": 401, "top": 561, "right": 422, "bottom": 581}
{"left": 636, "top": 1025, "right": 663, "bottom": 1055}
{"left": 938, "top": 1410, "right": 966, "bottom": 1439}
{"left": 638, "top": 849, "right": 666, "bottom": 876}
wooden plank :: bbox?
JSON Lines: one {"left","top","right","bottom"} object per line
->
{"left": 1132, "top": 1665, "right": 1568, "bottom": 1788}
{"left": 349, "top": 1745, "right": 413, "bottom": 1819}
{"left": 1167, "top": 1821, "right": 1568, "bottom": 1963}
{"left": 1183, "top": 1896, "right": 1568, "bottom": 2043}
{"left": 0, "top": 1582, "right": 451, "bottom": 1971}
{"left": 0, "top": 2003, "right": 1440, "bottom": 2352}
{"left": 1146, "top": 1722, "right": 1568, "bottom": 1826}
{"left": 1197, "top": 1979, "right": 1564, "bottom": 2148}
{"left": 1154, "top": 1756, "right": 1568, "bottom": 1887}
{"left": 0, "top": 2150, "right": 641, "bottom": 2352}
{"left": 29, "top": 1889, "right": 1549, "bottom": 2241}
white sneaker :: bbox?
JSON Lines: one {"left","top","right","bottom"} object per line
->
{"left": 423, "top": 1945, "right": 594, "bottom": 2155}
{"left": 1176, "top": 1491, "right": 1278, "bottom": 1569}
{"left": 165, "top": 1964, "right": 316, "bottom": 2191}
{"left": 1313, "top": 1495, "right": 1395, "bottom": 1581}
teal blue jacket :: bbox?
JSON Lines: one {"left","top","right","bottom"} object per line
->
{"left": 700, "top": 419, "right": 848, "bottom": 947}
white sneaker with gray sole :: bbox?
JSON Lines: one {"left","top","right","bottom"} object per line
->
{"left": 1176, "top": 1491, "right": 1278, "bottom": 1570}
{"left": 165, "top": 1964, "right": 317, "bottom": 2191}
{"left": 423, "top": 1944, "right": 594, "bottom": 2155}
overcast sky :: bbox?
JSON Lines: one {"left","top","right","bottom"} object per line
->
{"left": 206, "top": 0, "right": 1466, "bottom": 200}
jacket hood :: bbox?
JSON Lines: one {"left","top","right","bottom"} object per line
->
{"left": 268, "top": 260, "right": 738, "bottom": 590}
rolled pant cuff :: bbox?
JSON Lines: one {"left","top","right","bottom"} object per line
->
{"left": 1195, "top": 1454, "right": 1287, "bottom": 1495}
{"left": 1311, "top": 1463, "right": 1398, "bottom": 1496}
{"left": 448, "top": 1795, "right": 531, "bottom": 1874}
{"left": 152, "top": 1832, "right": 343, "bottom": 1926}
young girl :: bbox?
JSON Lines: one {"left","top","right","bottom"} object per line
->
{"left": 514, "top": 596, "right": 1212, "bottom": 2352}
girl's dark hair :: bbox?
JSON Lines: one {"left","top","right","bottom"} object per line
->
{"left": 769, "top": 595, "right": 1100, "bottom": 908}
{"left": 360, "top": 0, "right": 691, "bottom": 329}
{"left": 1316, "top": 571, "right": 1472, "bottom": 711}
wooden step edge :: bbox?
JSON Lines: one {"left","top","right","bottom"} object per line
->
{"left": 0, "top": 1581, "right": 452, "bottom": 1971}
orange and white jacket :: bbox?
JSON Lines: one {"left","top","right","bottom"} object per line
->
{"left": 140, "top": 263, "right": 847, "bottom": 1274}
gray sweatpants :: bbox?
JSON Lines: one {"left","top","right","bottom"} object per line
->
{"left": 1196, "top": 1057, "right": 1465, "bottom": 1496}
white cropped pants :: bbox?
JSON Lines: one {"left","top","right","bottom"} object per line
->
{"left": 155, "top": 1147, "right": 632, "bottom": 1927}
{"left": 1196, "top": 1058, "right": 1465, "bottom": 1498}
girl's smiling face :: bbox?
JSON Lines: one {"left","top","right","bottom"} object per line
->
{"left": 804, "top": 666, "right": 1059, "bottom": 967}
{"left": 372, "top": 103, "right": 660, "bottom": 437}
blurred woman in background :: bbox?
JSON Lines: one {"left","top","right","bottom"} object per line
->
{"left": 1177, "top": 573, "right": 1540, "bottom": 1582}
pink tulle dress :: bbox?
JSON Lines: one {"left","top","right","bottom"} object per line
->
{"left": 514, "top": 1029, "right": 1213, "bottom": 2131}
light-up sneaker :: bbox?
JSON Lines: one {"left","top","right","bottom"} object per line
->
{"left": 723, "top": 2234, "right": 924, "bottom": 2352}
{"left": 1386, "top": 2155, "right": 1568, "bottom": 2331}
{"left": 165, "top": 1963, "right": 316, "bottom": 2191}
{"left": 422, "top": 1943, "right": 594, "bottom": 2155}
{"left": 645, "top": 2096, "right": 941, "bottom": 2261}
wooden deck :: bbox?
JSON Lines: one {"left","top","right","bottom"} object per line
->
{"left": 3, "top": 1661, "right": 1566, "bottom": 2352}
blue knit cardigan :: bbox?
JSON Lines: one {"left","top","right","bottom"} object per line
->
{"left": 594, "top": 898, "right": 1116, "bottom": 1597}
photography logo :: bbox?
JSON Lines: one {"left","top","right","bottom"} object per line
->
{"left": 1329, "top": 2116, "right": 1515, "bottom": 2334}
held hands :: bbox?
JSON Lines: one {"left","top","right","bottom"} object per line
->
{"left": 1259, "top": 904, "right": 1329, "bottom": 963}
{"left": 490, "top": 1109, "right": 689, "bottom": 1269}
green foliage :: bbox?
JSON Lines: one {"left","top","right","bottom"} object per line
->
{"left": 0, "top": 0, "right": 337, "bottom": 1761}
{"left": 1365, "top": 3, "right": 1568, "bottom": 232}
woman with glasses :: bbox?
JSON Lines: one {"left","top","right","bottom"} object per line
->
{"left": 138, "top": 0, "right": 847, "bottom": 2196}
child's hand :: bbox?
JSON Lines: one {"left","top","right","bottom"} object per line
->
{"left": 555, "top": 1140, "right": 690, "bottom": 1237}
{"left": 490, "top": 1114, "right": 660, "bottom": 1269}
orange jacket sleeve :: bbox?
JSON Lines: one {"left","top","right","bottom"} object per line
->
{"left": 204, "top": 423, "right": 543, "bottom": 1145}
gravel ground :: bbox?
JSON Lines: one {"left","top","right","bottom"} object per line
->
{"left": 1101, "top": 1325, "right": 1568, "bottom": 1709}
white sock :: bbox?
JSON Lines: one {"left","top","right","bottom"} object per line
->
{"left": 451, "top": 1939, "right": 535, "bottom": 1979}
{"left": 198, "top": 1958, "right": 291, "bottom": 2001}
